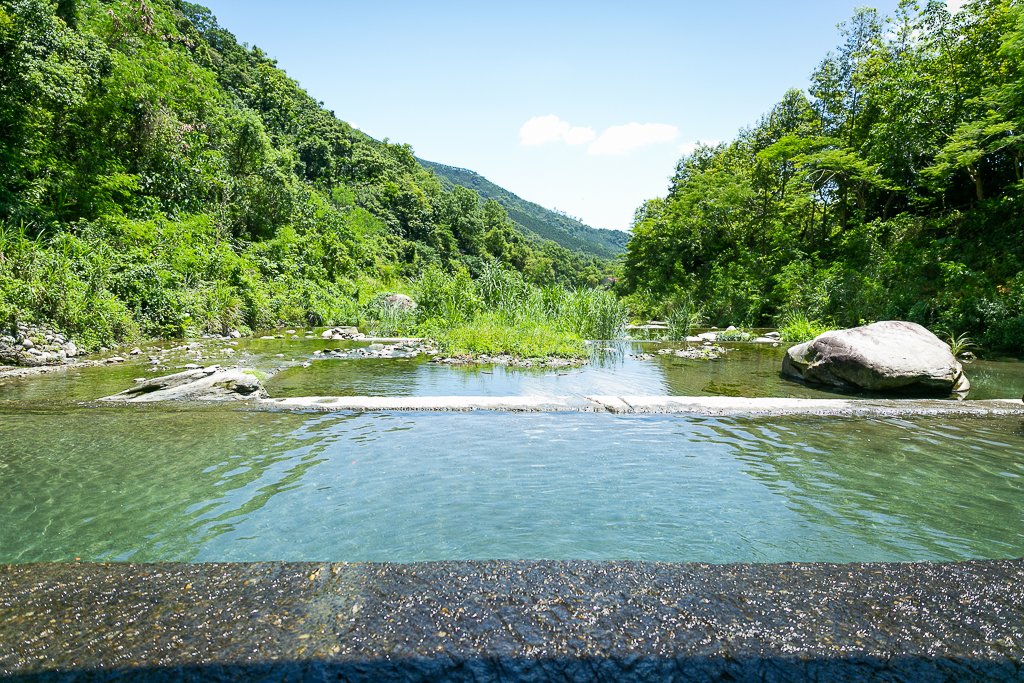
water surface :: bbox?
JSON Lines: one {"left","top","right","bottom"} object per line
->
{"left": 2, "top": 407, "right": 1021, "bottom": 565}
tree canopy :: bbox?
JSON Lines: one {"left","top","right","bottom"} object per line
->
{"left": 621, "top": 0, "right": 1024, "bottom": 351}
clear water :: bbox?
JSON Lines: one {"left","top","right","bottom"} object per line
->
{"left": 264, "top": 346, "right": 1024, "bottom": 400}
{"left": 1, "top": 406, "right": 1022, "bottom": 565}
{"left": 3, "top": 337, "right": 1023, "bottom": 404}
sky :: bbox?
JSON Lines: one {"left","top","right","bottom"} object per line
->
{"left": 198, "top": 0, "right": 964, "bottom": 233}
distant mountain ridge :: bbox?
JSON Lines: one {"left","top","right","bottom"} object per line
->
{"left": 418, "top": 159, "right": 629, "bottom": 260}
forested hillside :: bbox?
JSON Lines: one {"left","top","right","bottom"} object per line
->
{"left": 418, "top": 159, "right": 629, "bottom": 260}
{"left": 0, "top": 0, "right": 611, "bottom": 349}
{"left": 622, "top": 0, "right": 1024, "bottom": 352}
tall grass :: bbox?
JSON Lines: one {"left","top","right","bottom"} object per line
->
{"left": 361, "top": 260, "right": 626, "bottom": 357}
{"left": 777, "top": 312, "right": 835, "bottom": 343}
{"left": 663, "top": 293, "right": 702, "bottom": 340}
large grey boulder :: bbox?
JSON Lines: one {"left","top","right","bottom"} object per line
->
{"left": 100, "top": 367, "right": 267, "bottom": 403}
{"left": 781, "top": 321, "right": 970, "bottom": 396}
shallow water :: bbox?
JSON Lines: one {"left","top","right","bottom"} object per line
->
{"left": 3, "top": 337, "right": 1022, "bottom": 404}
{"left": 1, "top": 406, "right": 1021, "bottom": 564}
{"left": 265, "top": 340, "right": 1024, "bottom": 400}
{"left": 2, "top": 334, "right": 1022, "bottom": 566}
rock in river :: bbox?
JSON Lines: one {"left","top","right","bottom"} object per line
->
{"left": 781, "top": 320, "right": 970, "bottom": 396}
{"left": 100, "top": 367, "right": 267, "bottom": 402}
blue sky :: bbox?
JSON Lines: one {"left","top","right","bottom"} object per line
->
{"left": 199, "top": 0, "right": 961, "bottom": 232}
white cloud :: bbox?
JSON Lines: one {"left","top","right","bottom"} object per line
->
{"left": 945, "top": 0, "right": 967, "bottom": 12}
{"left": 520, "top": 115, "right": 595, "bottom": 146}
{"left": 564, "top": 125, "right": 597, "bottom": 145}
{"left": 589, "top": 122, "right": 679, "bottom": 155}
{"left": 678, "top": 139, "right": 720, "bottom": 155}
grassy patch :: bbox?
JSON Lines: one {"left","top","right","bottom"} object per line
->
{"left": 778, "top": 312, "right": 836, "bottom": 343}
{"left": 431, "top": 314, "right": 586, "bottom": 358}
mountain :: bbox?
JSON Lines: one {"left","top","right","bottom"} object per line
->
{"left": 0, "top": 0, "right": 614, "bottom": 350}
{"left": 418, "top": 159, "right": 629, "bottom": 260}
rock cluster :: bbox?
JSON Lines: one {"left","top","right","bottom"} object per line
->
{"left": 656, "top": 344, "right": 731, "bottom": 360}
{"left": 321, "top": 326, "right": 365, "bottom": 341}
{"left": 0, "top": 323, "right": 79, "bottom": 366}
{"left": 429, "top": 354, "right": 584, "bottom": 368}
{"left": 315, "top": 340, "right": 436, "bottom": 360}
{"left": 751, "top": 331, "right": 782, "bottom": 343}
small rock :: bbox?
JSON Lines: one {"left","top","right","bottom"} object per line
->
{"left": 183, "top": 363, "right": 201, "bottom": 369}
{"left": 129, "top": 347, "right": 142, "bottom": 356}
{"left": 229, "top": 330, "right": 242, "bottom": 339}
{"left": 20, "top": 339, "right": 33, "bottom": 350}
{"left": 260, "top": 336, "right": 275, "bottom": 340}
{"left": 106, "top": 356, "right": 125, "bottom": 364}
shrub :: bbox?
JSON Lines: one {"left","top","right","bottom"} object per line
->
{"left": 778, "top": 312, "right": 835, "bottom": 343}
{"left": 415, "top": 264, "right": 478, "bottom": 327}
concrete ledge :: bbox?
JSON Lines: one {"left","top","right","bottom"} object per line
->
{"left": 1, "top": 559, "right": 1022, "bottom": 682}
{"left": 261, "top": 395, "right": 600, "bottom": 412}
{"left": 257, "top": 395, "right": 1024, "bottom": 416}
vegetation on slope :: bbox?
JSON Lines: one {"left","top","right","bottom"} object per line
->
{"left": 419, "top": 159, "right": 630, "bottom": 260}
{"left": 621, "top": 0, "right": 1024, "bottom": 353}
{"left": 0, "top": 0, "right": 614, "bottom": 354}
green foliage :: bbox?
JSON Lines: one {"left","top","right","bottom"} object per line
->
{"left": 432, "top": 313, "right": 585, "bottom": 359}
{"left": 778, "top": 312, "right": 836, "bottom": 343}
{"left": 0, "top": 0, "right": 616, "bottom": 355}
{"left": 715, "top": 328, "right": 752, "bottom": 342}
{"left": 415, "top": 263, "right": 478, "bottom": 327}
{"left": 621, "top": 0, "right": 1024, "bottom": 354}
{"left": 944, "top": 331, "right": 976, "bottom": 357}
{"left": 363, "top": 293, "right": 416, "bottom": 337}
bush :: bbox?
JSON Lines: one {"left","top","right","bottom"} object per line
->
{"left": 415, "top": 264, "right": 478, "bottom": 327}
{"left": 778, "top": 312, "right": 835, "bottom": 343}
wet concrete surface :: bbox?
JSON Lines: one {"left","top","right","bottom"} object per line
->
{"left": 2, "top": 559, "right": 1022, "bottom": 681}
{"left": 257, "top": 394, "right": 1024, "bottom": 417}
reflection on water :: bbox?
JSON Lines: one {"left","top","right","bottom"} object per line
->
{"left": 1, "top": 407, "right": 1021, "bottom": 564}
{"left": 2, "top": 338, "right": 1023, "bottom": 403}
{"left": 264, "top": 343, "right": 1024, "bottom": 400}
